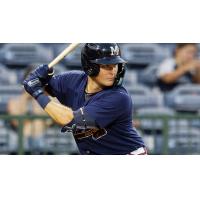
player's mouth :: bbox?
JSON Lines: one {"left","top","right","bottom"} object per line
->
{"left": 106, "top": 78, "right": 115, "bottom": 82}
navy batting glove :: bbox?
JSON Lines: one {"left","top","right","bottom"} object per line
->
{"left": 23, "top": 75, "right": 51, "bottom": 109}
{"left": 33, "top": 64, "right": 54, "bottom": 85}
{"left": 23, "top": 75, "right": 44, "bottom": 99}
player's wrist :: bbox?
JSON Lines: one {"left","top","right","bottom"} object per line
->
{"left": 36, "top": 93, "right": 51, "bottom": 109}
{"left": 32, "top": 89, "right": 44, "bottom": 99}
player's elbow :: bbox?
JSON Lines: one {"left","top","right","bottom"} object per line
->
{"left": 57, "top": 118, "right": 72, "bottom": 126}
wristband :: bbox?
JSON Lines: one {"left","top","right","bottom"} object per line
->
{"left": 36, "top": 94, "right": 51, "bottom": 109}
{"left": 32, "top": 89, "right": 43, "bottom": 99}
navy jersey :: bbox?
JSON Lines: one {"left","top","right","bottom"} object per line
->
{"left": 47, "top": 70, "right": 145, "bottom": 155}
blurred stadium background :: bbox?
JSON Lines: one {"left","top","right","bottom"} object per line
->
{"left": 0, "top": 43, "right": 200, "bottom": 155}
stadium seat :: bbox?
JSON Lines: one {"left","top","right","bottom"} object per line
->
{"left": 190, "top": 113, "right": 200, "bottom": 128}
{"left": 165, "top": 84, "right": 200, "bottom": 112}
{"left": 52, "top": 43, "right": 83, "bottom": 70}
{"left": 168, "top": 127, "right": 200, "bottom": 154}
{"left": 0, "top": 127, "right": 10, "bottom": 153}
{"left": 135, "top": 107, "right": 175, "bottom": 154}
{"left": 126, "top": 84, "right": 162, "bottom": 110}
{"left": 49, "top": 63, "right": 66, "bottom": 74}
{"left": 136, "top": 106, "right": 175, "bottom": 116}
{"left": 49, "top": 43, "right": 69, "bottom": 57}
{"left": 120, "top": 43, "right": 170, "bottom": 69}
{"left": 136, "top": 107, "right": 175, "bottom": 130}
{"left": 0, "top": 63, "right": 18, "bottom": 84}
{"left": 0, "top": 44, "right": 54, "bottom": 66}
{"left": 123, "top": 69, "right": 138, "bottom": 86}
{"left": 44, "top": 127, "right": 79, "bottom": 154}
{"left": 0, "top": 120, "right": 4, "bottom": 128}
{"left": 158, "top": 43, "right": 176, "bottom": 52}
{"left": 138, "top": 64, "right": 160, "bottom": 87}
{"left": 0, "top": 126, "right": 18, "bottom": 153}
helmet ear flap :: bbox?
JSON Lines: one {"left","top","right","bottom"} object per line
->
{"left": 83, "top": 63, "right": 100, "bottom": 77}
{"left": 81, "top": 51, "right": 100, "bottom": 77}
{"left": 114, "top": 63, "right": 126, "bottom": 86}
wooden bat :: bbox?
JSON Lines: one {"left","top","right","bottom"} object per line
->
{"left": 48, "top": 43, "right": 80, "bottom": 69}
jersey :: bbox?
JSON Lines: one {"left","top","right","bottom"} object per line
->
{"left": 47, "top": 70, "right": 145, "bottom": 155}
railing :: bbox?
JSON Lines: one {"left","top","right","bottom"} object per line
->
{"left": 0, "top": 114, "right": 200, "bottom": 154}
{"left": 135, "top": 115, "right": 200, "bottom": 155}
{"left": 0, "top": 114, "right": 78, "bottom": 155}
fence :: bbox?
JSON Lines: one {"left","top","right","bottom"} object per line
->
{"left": 135, "top": 115, "right": 200, "bottom": 155}
{"left": 0, "top": 114, "right": 200, "bottom": 155}
{"left": 0, "top": 114, "right": 78, "bottom": 155}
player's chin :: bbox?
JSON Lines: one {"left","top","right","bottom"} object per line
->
{"left": 103, "top": 80, "right": 115, "bottom": 86}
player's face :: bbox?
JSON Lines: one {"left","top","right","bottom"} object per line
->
{"left": 95, "top": 64, "right": 118, "bottom": 87}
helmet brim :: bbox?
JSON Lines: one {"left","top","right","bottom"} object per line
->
{"left": 90, "top": 56, "right": 127, "bottom": 65}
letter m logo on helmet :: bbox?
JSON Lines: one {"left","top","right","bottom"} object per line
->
{"left": 110, "top": 45, "right": 120, "bottom": 56}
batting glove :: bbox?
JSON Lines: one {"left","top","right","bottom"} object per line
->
{"left": 32, "top": 64, "right": 54, "bottom": 86}
{"left": 23, "top": 74, "right": 51, "bottom": 109}
{"left": 23, "top": 74, "right": 44, "bottom": 99}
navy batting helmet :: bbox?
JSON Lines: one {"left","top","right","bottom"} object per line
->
{"left": 81, "top": 43, "right": 127, "bottom": 86}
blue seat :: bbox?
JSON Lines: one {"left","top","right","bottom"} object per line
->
{"left": 52, "top": 43, "right": 82, "bottom": 70}
{"left": 44, "top": 127, "right": 79, "bottom": 154}
{"left": 138, "top": 64, "right": 159, "bottom": 87}
{"left": 0, "top": 126, "right": 18, "bottom": 153}
{"left": 121, "top": 43, "right": 170, "bottom": 69}
{"left": 0, "top": 44, "right": 54, "bottom": 66}
{"left": 165, "top": 84, "right": 200, "bottom": 112}
{"left": 126, "top": 84, "right": 162, "bottom": 110}
{"left": 136, "top": 107, "right": 174, "bottom": 129}
{"left": 0, "top": 63, "right": 18, "bottom": 84}
{"left": 168, "top": 127, "right": 200, "bottom": 154}
{"left": 123, "top": 69, "right": 138, "bottom": 86}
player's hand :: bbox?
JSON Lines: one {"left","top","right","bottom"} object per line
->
{"left": 32, "top": 64, "right": 54, "bottom": 85}
{"left": 23, "top": 73, "right": 44, "bottom": 99}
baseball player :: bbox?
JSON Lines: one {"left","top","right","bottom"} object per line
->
{"left": 23, "top": 43, "right": 147, "bottom": 155}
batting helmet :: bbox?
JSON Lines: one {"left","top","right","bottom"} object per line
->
{"left": 81, "top": 43, "right": 127, "bottom": 86}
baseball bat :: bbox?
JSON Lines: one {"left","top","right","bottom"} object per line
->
{"left": 48, "top": 43, "right": 80, "bottom": 69}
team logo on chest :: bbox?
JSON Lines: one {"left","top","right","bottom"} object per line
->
{"left": 110, "top": 45, "right": 119, "bottom": 56}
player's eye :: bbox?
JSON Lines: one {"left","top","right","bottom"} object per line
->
{"left": 100, "top": 64, "right": 117, "bottom": 69}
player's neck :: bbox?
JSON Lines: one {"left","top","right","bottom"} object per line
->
{"left": 86, "top": 77, "right": 104, "bottom": 94}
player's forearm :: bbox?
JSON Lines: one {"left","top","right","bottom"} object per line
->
{"left": 44, "top": 100, "right": 74, "bottom": 126}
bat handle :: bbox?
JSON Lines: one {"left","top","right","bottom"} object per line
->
{"left": 48, "top": 43, "right": 80, "bottom": 69}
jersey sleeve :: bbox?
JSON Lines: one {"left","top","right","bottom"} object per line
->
{"left": 83, "top": 92, "right": 132, "bottom": 128}
{"left": 45, "top": 72, "right": 71, "bottom": 100}
{"left": 46, "top": 75, "right": 62, "bottom": 97}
